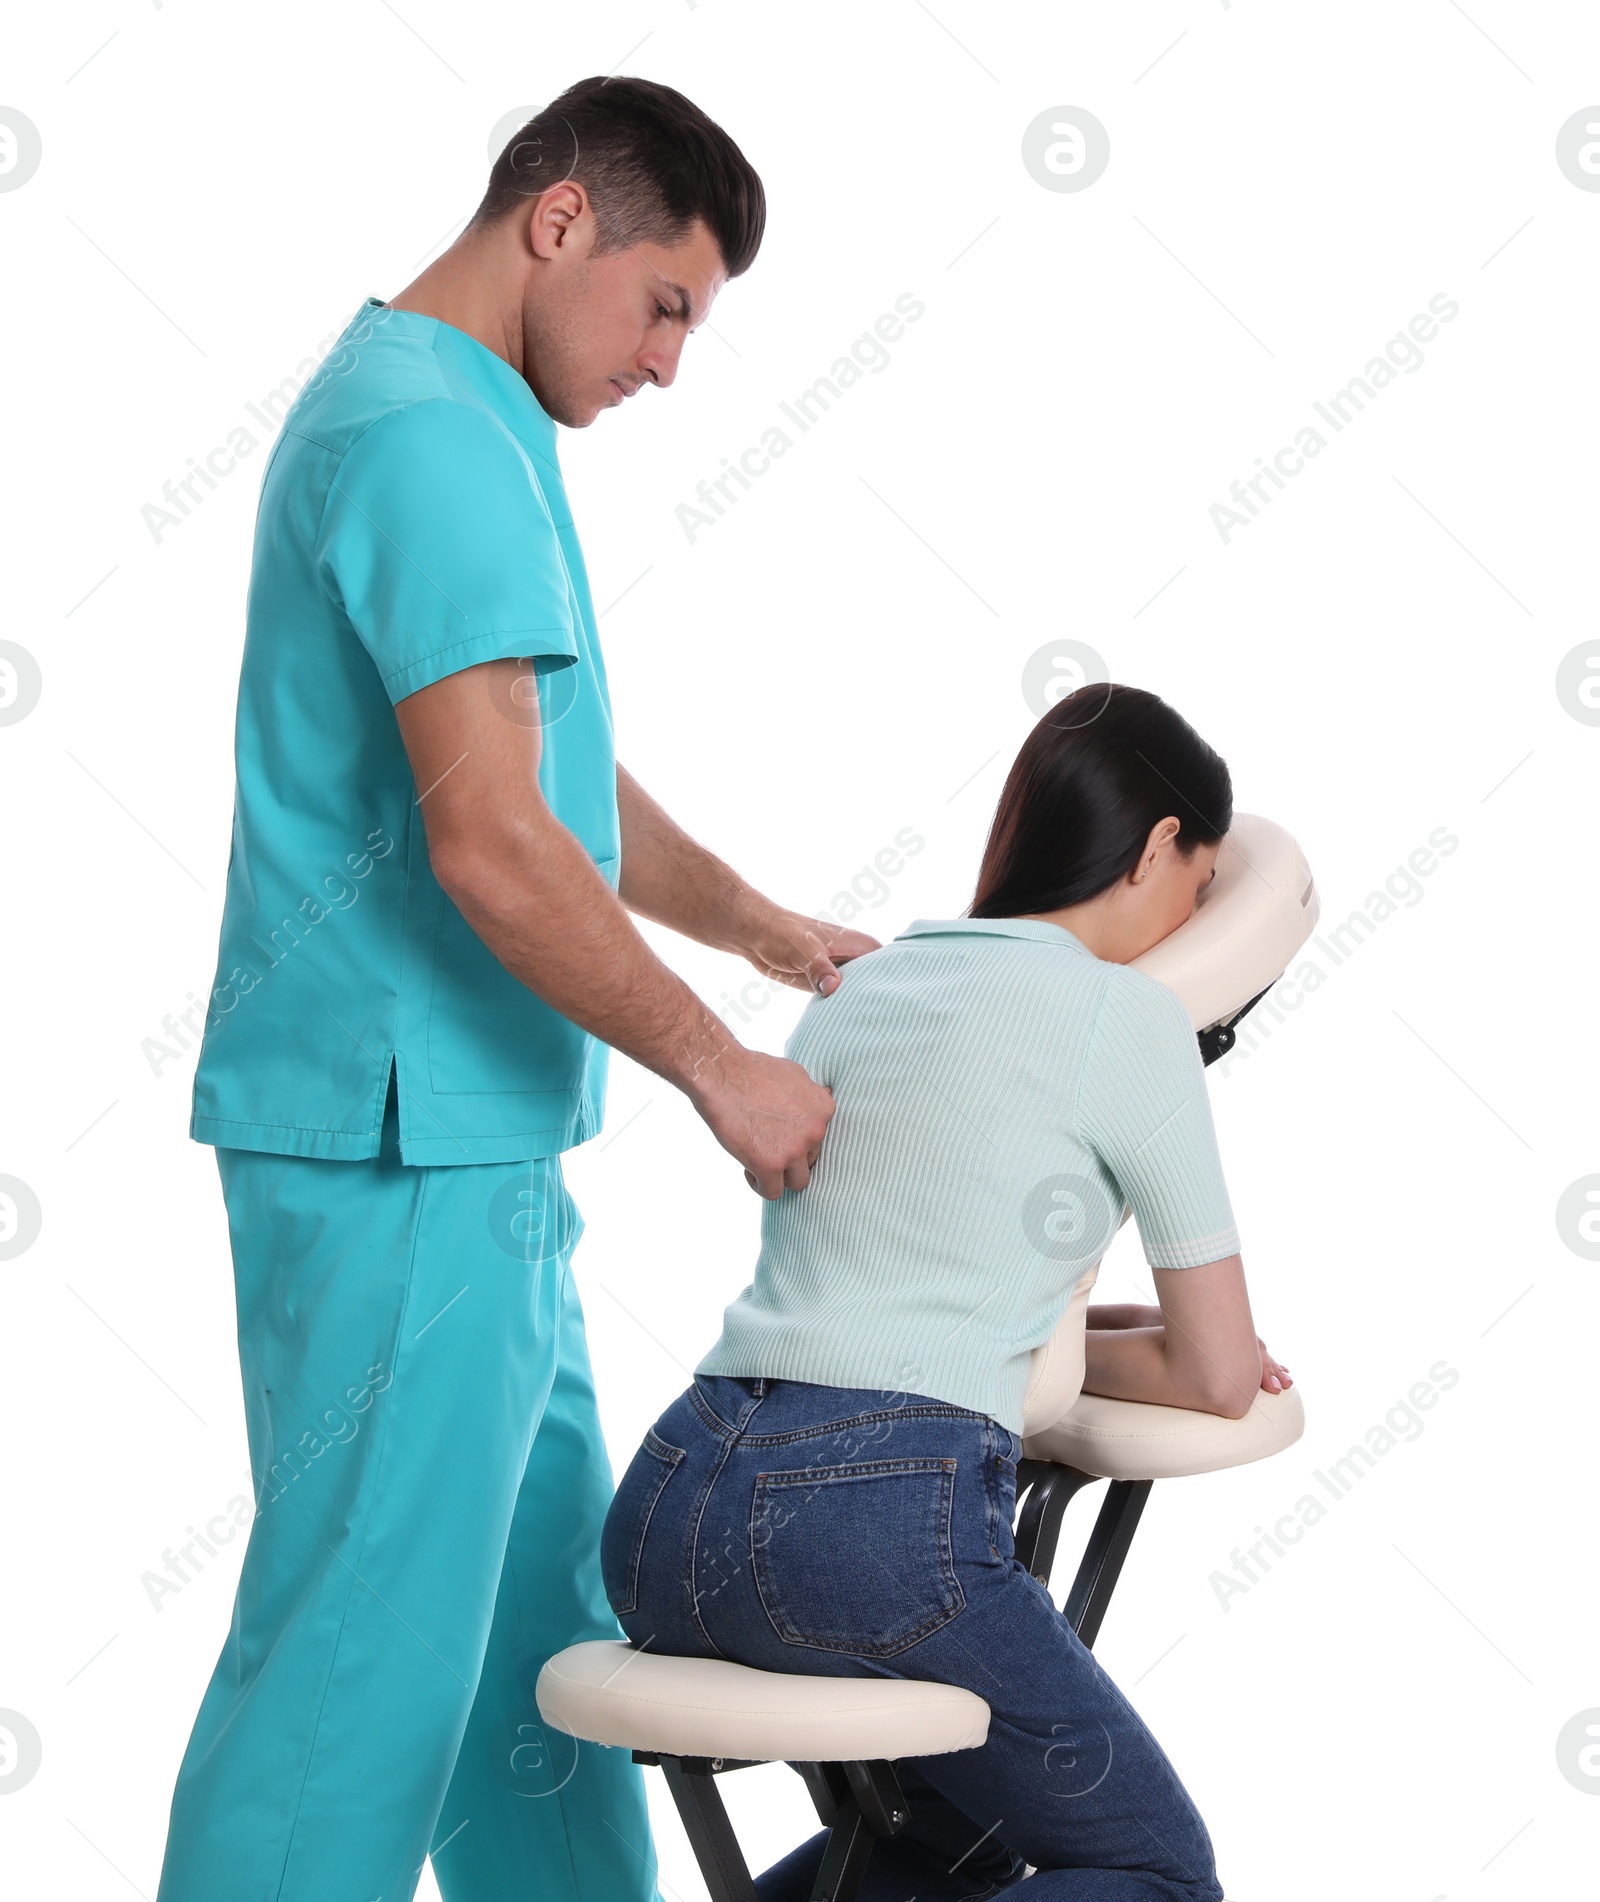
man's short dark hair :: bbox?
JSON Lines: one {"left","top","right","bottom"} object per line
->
{"left": 471, "top": 75, "right": 765, "bottom": 277}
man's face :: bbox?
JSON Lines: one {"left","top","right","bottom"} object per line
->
{"left": 521, "top": 214, "right": 728, "bottom": 428}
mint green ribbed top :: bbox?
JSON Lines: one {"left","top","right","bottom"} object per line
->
{"left": 696, "top": 916, "right": 1240, "bottom": 1435}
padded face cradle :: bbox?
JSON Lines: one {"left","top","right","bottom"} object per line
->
{"left": 1131, "top": 811, "right": 1319, "bottom": 1039}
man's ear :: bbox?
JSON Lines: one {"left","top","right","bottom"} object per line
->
{"left": 527, "top": 181, "right": 591, "bottom": 261}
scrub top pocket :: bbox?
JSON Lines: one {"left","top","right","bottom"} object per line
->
{"left": 750, "top": 1457, "right": 965, "bottom": 1657}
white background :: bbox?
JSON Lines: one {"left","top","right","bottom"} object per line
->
{"left": 3, "top": 3, "right": 1598, "bottom": 1898}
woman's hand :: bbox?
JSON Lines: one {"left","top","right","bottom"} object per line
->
{"left": 1259, "top": 1339, "right": 1292, "bottom": 1394}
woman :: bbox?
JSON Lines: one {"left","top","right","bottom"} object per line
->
{"left": 600, "top": 684, "right": 1291, "bottom": 1902}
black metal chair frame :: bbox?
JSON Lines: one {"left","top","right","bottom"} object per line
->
{"left": 632, "top": 1459, "right": 1151, "bottom": 1902}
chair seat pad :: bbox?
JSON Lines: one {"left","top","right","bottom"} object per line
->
{"left": 1023, "top": 1385, "right": 1304, "bottom": 1481}
{"left": 536, "top": 1641, "right": 991, "bottom": 1763}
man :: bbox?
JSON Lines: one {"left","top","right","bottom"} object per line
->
{"left": 159, "top": 76, "right": 877, "bottom": 1902}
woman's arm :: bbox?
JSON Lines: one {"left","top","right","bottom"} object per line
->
{"left": 1081, "top": 1255, "right": 1269, "bottom": 1418}
{"left": 1085, "top": 1302, "right": 1162, "bottom": 1330}
{"left": 1074, "top": 971, "right": 1296, "bottom": 1416}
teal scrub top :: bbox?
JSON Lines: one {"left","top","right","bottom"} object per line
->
{"left": 190, "top": 297, "right": 619, "bottom": 1166}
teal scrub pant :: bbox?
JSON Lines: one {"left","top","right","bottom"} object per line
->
{"left": 156, "top": 1085, "right": 660, "bottom": 1902}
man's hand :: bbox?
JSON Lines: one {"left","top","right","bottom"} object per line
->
{"left": 686, "top": 1043, "right": 837, "bottom": 1199}
{"left": 740, "top": 904, "right": 881, "bottom": 997}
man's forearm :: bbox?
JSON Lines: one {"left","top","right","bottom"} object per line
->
{"left": 395, "top": 659, "right": 847, "bottom": 1195}
{"left": 442, "top": 812, "right": 737, "bottom": 1095}
{"left": 615, "top": 762, "right": 765, "bottom": 954}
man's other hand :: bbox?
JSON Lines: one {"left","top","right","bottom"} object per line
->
{"left": 688, "top": 1046, "right": 837, "bottom": 1198}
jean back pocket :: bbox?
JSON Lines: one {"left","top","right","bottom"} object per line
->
{"left": 750, "top": 1457, "right": 965, "bottom": 1658}
{"left": 601, "top": 1427, "right": 684, "bottom": 1618}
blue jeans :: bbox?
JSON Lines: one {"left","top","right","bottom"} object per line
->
{"left": 601, "top": 1374, "right": 1223, "bottom": 1902}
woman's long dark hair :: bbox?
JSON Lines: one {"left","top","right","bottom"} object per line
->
{"left": 969, "top": 684, "right": 1232, "bottom": 918}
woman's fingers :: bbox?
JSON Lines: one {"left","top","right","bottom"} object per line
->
{"left": 1257, "top": 1338, "right": 1293, "bottom": 1392}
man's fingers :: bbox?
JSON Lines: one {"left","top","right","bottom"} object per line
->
{"left": 764, "top": 963, "right": 833, "bottom": 995}
{"left": 711, "top": 1054, "right": 833, "bottom": 1196}
{"left": 808, "top": 954, "right": 842, "bottom": 995}
{"left": 746, "top": 1139, "right": 824, "bottom": 1198}
{"left": 752, "top": 916, "right": 881, "bottom": 996}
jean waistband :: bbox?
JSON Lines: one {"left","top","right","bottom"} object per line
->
{"left": 687, "top": 1372, "right": 1002, "bottom": 1448}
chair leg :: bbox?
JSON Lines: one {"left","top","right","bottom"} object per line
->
{"left": 806, "top": 1790, "right": 875, "bottom": 1902}
{"left": 792, "top": 1757, "right": 845, "bottom": 1826}
{"left": 1063, "top": 1478, "right": 1153, "bottom": 1648}
{"left": 792, "top": 1757, "right": 910, "bottom": 1835}
{"left": 653, "top": 1755, "right": 907, "bottom": 1902}
{"left": 842, "top": 1758, "right": 910, "bottom": 1837}
{"left": 656, "top": 1757, "right": 760, "bottom": 1902}
{"left": 1014, "top": 1460, "right": 1100, "bottom": 1582}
